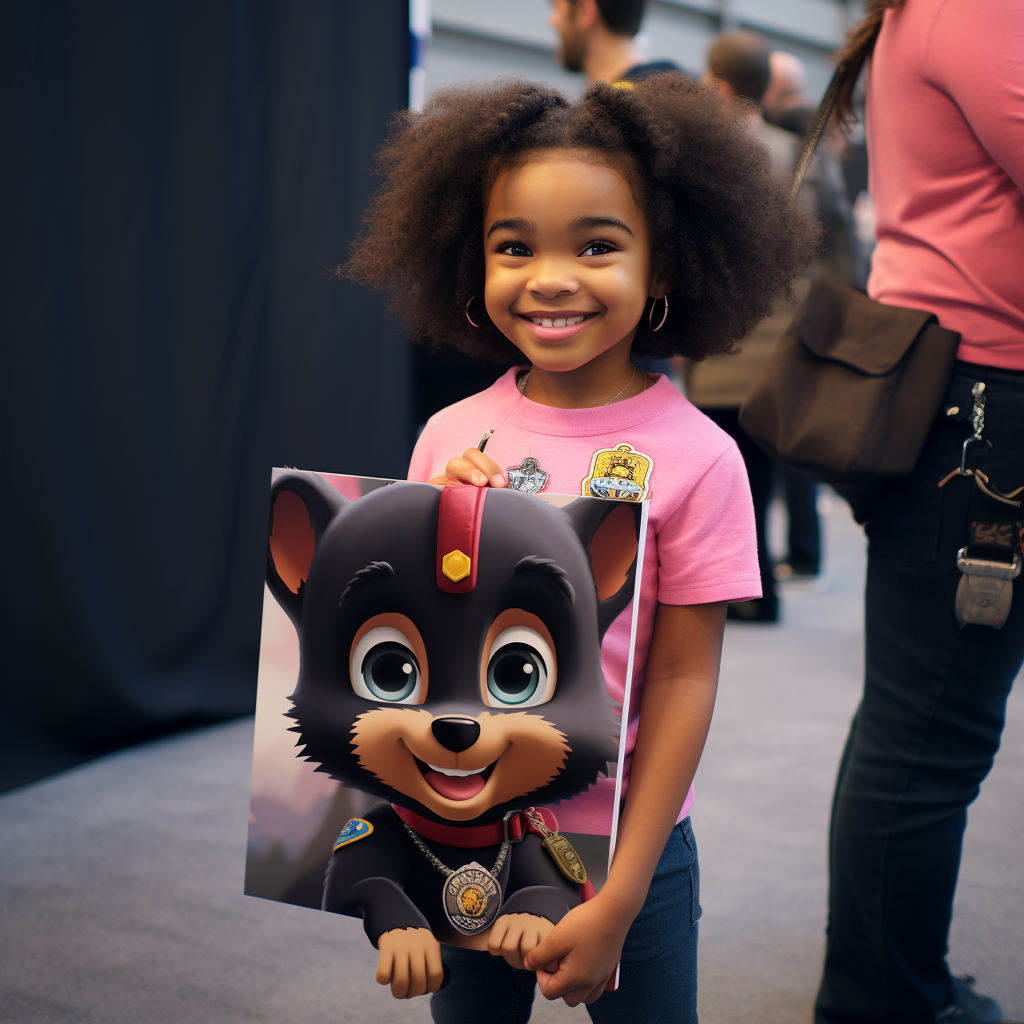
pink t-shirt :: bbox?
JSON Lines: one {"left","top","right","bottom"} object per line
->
{"left": 408, "top": 368, "right": 760, "bottom": 833}
{"left": 866, "top": 0, "right": 1024, "bottom": 369}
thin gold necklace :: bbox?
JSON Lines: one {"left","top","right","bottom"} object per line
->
{"left": 517, "top": 363, "right": 641, "bottom": 405}
{"left": 478, "top": 366, "right": 647, "bottom": 494}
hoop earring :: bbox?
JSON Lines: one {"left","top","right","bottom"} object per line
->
{"left": 648, "top": 295, "right": 668, "bottom": 332}
{"left": 465, "top": 297, "right": 481, "bottom": 328}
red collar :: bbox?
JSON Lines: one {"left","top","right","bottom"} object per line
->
{"left": 392, "top": 805, "right": 559, "bottom": 847}
{"left": 392, "top": 805, "right": 508, "bottom": 846}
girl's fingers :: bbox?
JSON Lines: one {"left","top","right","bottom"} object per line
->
{"left": 443, "top": 457, "right": 489, "bottom": 486}
{"left": 548, "top": 974, "right": 589, "bottom": 1007}
{"left": 437, "top": 448, "right": 506, "bottom": 487}
{"left": 459, "top": 448, "right": 506, "bottom": 487}
{"left": 584, "top": 977, "right": 613, "bottom": 1004}
{"left": 536, "top": 966, "right": 575, "bottom": 1001}
{"left": 523, "top": 931, "right": 569, "bottom": 973}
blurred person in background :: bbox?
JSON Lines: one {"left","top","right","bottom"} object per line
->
{"left": 683, "top": 30, "right": 817, "bottom": 622}
{"left": 763, "top": 50, "right": 856, "bottom": 288}
{"left": 816, "top": 1, "right": 1024, "bottom": 1022}
{"left": 762, "top": 50, "right": 815, "bottom": 136}
{"left": 548, "top": 0, "right": 690, "bottom": 88}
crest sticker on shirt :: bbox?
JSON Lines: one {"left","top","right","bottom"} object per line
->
{"left": 507, "top": 457, "right": 549, "bottom": 494}
{"left": 581, "top": 444, "right": 653, "bottom": 501}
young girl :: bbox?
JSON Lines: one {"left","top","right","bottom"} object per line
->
{"left": 346, "top": 75, "right": 817, "bottom": 1023}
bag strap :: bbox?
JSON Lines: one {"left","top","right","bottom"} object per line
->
{"left": 790, "top": 59, "right": 850, "bottom": 201}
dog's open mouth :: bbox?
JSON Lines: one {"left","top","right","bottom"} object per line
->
{"left": 415, "top": 757, "right": 497, "bottom": 801}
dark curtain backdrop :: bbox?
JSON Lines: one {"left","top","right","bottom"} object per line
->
{"left": 1, "top": 2, "right": 412, "bottom": 791}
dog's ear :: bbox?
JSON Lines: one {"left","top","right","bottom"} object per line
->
{"left": 563, "top": 499, "right": 643, "bottom": 636}
{"left": 267, "top": 472, "right": 347, "bottom": 626}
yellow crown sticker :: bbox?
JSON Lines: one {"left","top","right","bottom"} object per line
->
{"left": 442, "top": 549, "right": 472, "bottom": 583}
{"left": 581, "top": 443, "right": 653, "bottom": 501}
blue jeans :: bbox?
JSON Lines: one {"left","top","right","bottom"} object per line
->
{"left": 815, "top": 362, "right": 1024, "bottom": 1022}
{"left": 430, "top": 817, "right": 701, "bottom": 1024}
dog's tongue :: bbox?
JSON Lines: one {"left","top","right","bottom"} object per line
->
{"left": 424, "top": 771, "right": 485, "bottom": 801}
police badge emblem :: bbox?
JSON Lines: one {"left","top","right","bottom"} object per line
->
{"left": 333, "top": 818, "right": 373, "bottom": 851}
{"left": 442, "top": 862, "right": 503, "bottom": 935}
{"left": 581, "top": 444, "right": 653, "bottom": 501}
{"left": 507, "top": 457, "right": 549, "bottom": 494}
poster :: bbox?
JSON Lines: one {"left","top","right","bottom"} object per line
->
{"left": 246, "top": 469, "right": 649, "bottom": 989}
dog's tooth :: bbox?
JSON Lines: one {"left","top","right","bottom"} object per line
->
{"left": 427, "top": 763, "right": 486, "bottom": 778}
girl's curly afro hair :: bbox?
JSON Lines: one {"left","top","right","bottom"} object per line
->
{"left": 345, "top": 75, "right": 820, "bottom": 363}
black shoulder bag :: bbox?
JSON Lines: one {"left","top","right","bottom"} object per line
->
{"left": 737, "top": 62, "right": 961, "bottom": 511}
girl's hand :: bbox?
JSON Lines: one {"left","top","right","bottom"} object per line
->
{"left": 487, "top": 912, "right": 554, "bottom": 970}
{"left": 375, "top": 927, "right": 445, "bottom": 999}
{"left": 427, "top": 448, "right": 506, "bottom": 488}
{"left": 523, "top": 893, "right": 636, "bottom": 1006}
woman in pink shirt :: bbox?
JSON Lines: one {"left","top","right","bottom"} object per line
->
{"left": 816, "top": 3, "right": 1024, "bottom": 1023}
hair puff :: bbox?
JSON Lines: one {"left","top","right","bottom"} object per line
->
{"left": 344, "top": 76, "right": 820, "bottom": 364}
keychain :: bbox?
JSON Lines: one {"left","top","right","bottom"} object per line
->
{"left": 938, "top": 383, "right": 1023, "bottom": 629}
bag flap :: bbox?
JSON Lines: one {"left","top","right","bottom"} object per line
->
{"left": 795, "top": 277, "right": 936, "bottom": 375}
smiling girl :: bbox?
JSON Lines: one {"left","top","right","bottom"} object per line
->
{"left": 346, "top": 76, "right": 818, "bottom": 1023}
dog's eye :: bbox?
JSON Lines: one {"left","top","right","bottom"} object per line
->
{"left": 484, "top": 626, "right": 555, "bottom": 708}
{"left": 350, "top": 626, "right": 423, "bottom": 704}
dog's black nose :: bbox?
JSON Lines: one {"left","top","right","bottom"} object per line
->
{"left": 431, "top": 717, "right": 480, "bottom": 753}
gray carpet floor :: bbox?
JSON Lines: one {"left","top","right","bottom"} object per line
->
{"left": 1, "top": 500, "right": 1021, "bottom": 1023}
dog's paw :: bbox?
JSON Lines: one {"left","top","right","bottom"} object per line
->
{"left": 487, "top": 913, "right": 555, "bottom": 970}
{"left": 376, "top": 927, "right": 444, "bottom": 998}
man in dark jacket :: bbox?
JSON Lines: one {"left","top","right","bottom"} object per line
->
{"left": 547, "top": 0, "right": 692, "bottom": 88}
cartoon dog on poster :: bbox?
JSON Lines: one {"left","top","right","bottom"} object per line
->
{"left": 265, "top": 473, "right": 640, "bottom": 989}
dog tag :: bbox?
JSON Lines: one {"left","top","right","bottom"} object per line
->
{"left": 524, "top": 810, "right": 587, "bottom": 885}
{"left": 541, "top": 834, "right": 588, "bottom": 885}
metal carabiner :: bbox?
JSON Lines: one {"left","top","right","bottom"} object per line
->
{"left": 958, "top": 382, "right": 989, "bottom": 477}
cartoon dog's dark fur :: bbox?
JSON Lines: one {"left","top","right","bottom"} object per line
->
{"left": 266, "top": 472, "right": 640, "bottom": 948}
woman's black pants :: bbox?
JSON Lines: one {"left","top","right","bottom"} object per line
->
{"left": 815, "top": 362, "right": 1024, "bottom": 1022}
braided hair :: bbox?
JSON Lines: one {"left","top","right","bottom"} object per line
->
{"left": 344, "top": 75, "right": 820, "bottom": 363}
